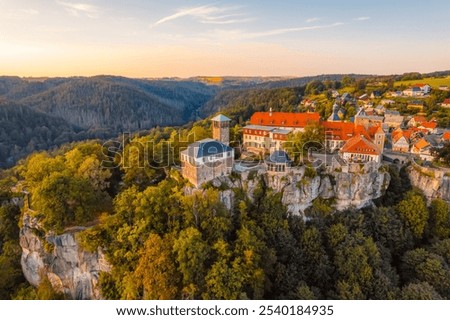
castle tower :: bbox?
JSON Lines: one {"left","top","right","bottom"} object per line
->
{"left": 212, "top": 114, "right": 231, "bottom": 146}
{"left": 374, "top": 126, "right": 385, "bottom": 152}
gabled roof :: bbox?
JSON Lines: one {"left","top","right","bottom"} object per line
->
{"left": 265, "top": 150, "right": 292, "bottom": 164}
{"left": 340, "top": 135, "right": 381, "bottom": 156}
{"left": 392, "top": 129, "right": 408, "bottom": 144}
{"left": 420, "top": 121, "right": 437, "bottom": 130}
{"left": 323, "top": 121, "right": 355, "bottom": 140}
{"left": 410, "top": 116, "right": 427, "bottom": 124}
{"left": 183, "top": 138, "right": 232, "bottom": 159}
{"left": 413, "top": 138, "right": 430, "bottom": 151}
{"left": 249, "top": 112, "right": 320, "bottom": 128}
{"left": 211, "top": 114, "right": 231, "bottom": 122}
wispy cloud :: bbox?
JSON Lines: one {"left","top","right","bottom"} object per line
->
{"left": 354, "top": 16, "right": 370, "bottom": 21}
{"left": 240, "top": 22, "right": 344, "bottom": 39}
{"left": 151, "top": 5, "right": 251, "bottom": 27}
{"left": 306, "top": 17, "right": 320, "bottom": 23}
{"left": 57, "top": 1, "right": 100, "bottom": 19}
{"left": 1, "top": 8, "right": 39, "bottom": 20}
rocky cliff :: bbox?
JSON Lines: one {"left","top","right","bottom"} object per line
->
{"left": 211, "top": 162, "right": 390, "bottom": 215}
{"left": 20, "top": 214, "right": 111, "bottom": 299}
{"left": 407, "top": 164, "right": 450, "bottom": 202}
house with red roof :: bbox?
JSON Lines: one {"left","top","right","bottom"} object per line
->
{"left": 411, "top": 138, "right": 433, "bottom": 161}
{"left": 249, "top": 111, "right": 320, "bottom": 129}
{"left": 391, "top": 128, "right": 410, "bottom": 152}
{"left": 243, "top": 111, "right": 320, "bottom": 153}
{"left": 418, "top": 121, "right": 437, "bottom": 133}
{"left": 408, "top": 115, "right": 428, "bottom": 127}
{"left": 340, "top": 135, "right": 382, "bottom": 163}
{"left": 442, "top": 98, "right": 450, "bottom": 108}
{"left": 413, "top": 83, "right": 432, "bottom": 94}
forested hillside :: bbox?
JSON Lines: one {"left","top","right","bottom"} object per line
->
{"left": 0, "top": 76, "right": 216, "bottom": 167}
{"left": 2, "top": 138, "right": 450, "bottom": 300}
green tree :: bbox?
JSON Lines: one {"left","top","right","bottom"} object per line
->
{"left": 134, "top": 233, "right": 180, "bottom": 299}
{"left": 173, "top": 227, "right": 210, "bottom": 299}
{"left": 428, "top": 199, "right": 450, "bottom": 239}
{"left": 396, "top": 191, "right": 428, "bottom": 239}
{"left": 401, "top": 282, "right": 442, "bottom": 300}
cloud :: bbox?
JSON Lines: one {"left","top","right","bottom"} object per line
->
{"left": 1, "top": 8, "right": 39, "bottom": 20}
{"left": 57, "top": 1, "right": 100, "bottom": 18}
{"left": 151, "top": 4, "right": 251, "bottom": 27}
{"left": 354, "top": 16, "right": 370, "bottom": 21}
{"left": 306, "top": 17, "right": 320, "bottom": 23}
{"left": 240, "top": 22, "right": 344, "bottom": 39}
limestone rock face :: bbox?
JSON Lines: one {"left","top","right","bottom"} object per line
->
{"left": 20, "top": 214, "right": 111, "bottom": 300}
{"left": 211, "top": 165, "right": 390, "bottom": 215}
{"left": 407, "top": 166, "right": 450, "bottom": 202}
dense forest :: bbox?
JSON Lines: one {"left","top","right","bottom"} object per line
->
{"left": 1, "top": 132, "right": 450, "bottom": 300}
{"left": 0, "top": 76, "right": 217, "bottom": 167}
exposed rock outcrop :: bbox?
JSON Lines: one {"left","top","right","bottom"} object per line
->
{"left": 209, "top": 163, "right": 390, "bottom": 215}
{"left": 20, "top": 214, "right": 111, "bottom": 299}
{"left": 407, "top": 164, "right": 450, "bottom": 202}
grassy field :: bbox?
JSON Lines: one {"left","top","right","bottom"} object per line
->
{"left": 394, "top": 76, "right": 450, "bottom": 89}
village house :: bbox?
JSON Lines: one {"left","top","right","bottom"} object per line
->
{"left": 442, "top": 131, "right": 450, "bottom": 143}
{"left": 391, "top": 128, "right": 410, "bottom": 152}
{"left": 340, "top": 135, "right": 382, "bottom": 163}
{"left": 354, "top": 108, "right": 384, "bottom": 129}
{"left": 407, "top": 100, "right": 424, "bottom": 110}
{"left": 370, "top": 91, "right": 382, "bottom": 99}
{"left": 408, "top": 115, "right": 428, "bottom": 127}
{"left": 413, "top": 83, "right": 432, "bottom": 94}
{"left": 403, "top": 87, "right": 423, "bottom": 97}
{"left": 411, "top": 138, "right": 432, "bottom": 160}
{"left": 418, "top": 121, "right": 438, "bottom": 134}
{"left": 384, "top": 112, "right": 404, "bottom": 129}
{"left": 441, "top": 98, "right": 450, "bottom": 108}
{"left": 181, "top": 114, "right": 234, "bottom": 188}
{"left": 323, "top": 121, "right": 385, "bottom": 154}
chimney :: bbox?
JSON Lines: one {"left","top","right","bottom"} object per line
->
{"left": 269, "top": 107, "right": 273, "bottom": 117}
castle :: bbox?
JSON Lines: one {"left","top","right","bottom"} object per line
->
{"left": 180, "top": 114, "right": 234, "bottom": 188}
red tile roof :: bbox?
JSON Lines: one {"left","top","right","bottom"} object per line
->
{"left": 419, "top": 121, "right": 437, "bottom": 130}
{"left": 442, "top": 132, "right": 450, "bottom": 141}
{"left": 392, "top": 129, "right": 407, "bottom": 143}
{"left": 323, "top": 121, "right": 356, "bottom": 141}
{"left": 340, "top": 135, "right": 381, "bottom": 156}
{"left": 443, "top": 98, "right": 450, "bottom": 105}
{"left": 411, "top": 116, "right": 427, "bottom": 124}
{"left": 413, "top": 138, "right": 430, "bottom": 151}
{"left": 250, "top": 112, "right": 320, "bottom": 128}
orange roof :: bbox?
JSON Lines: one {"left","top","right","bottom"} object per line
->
{"left": 411, "top": 116, "right": 427, "bottom": 124}
{"left": 413, "top": 138, "right": 430, "bottom": 150}
{"left": 442, "top": 132, "right": 450, "bottom": 141}
{"left": 355, "top": 125, "right": 372, "bottom": 140}
{"left": 250, "top": 112, "right": 320, "bottom": 128}
{"left": 443, "top": 99, "right": 450, "bottom": 105}
{"left": 323, "top": 121, "right": 357, "bottom": 141}
{"left": 340, "top": 135, "right": 381, "bottom": 156}
{"left": 392, "top": 129, "right": 407, "bottom": 143}
{"left": 420, "top": 121, "right": 437, "bottom": 130}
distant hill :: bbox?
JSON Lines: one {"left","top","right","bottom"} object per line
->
{"left": 0, "top": 76, "right": 216, "bottom": 167}
{"left": 0, "top": 101, "right": 83, "bottom": 167}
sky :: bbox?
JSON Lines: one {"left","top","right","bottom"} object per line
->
{"left": 1, "top": 0, "right": 450, "bottom": 78}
